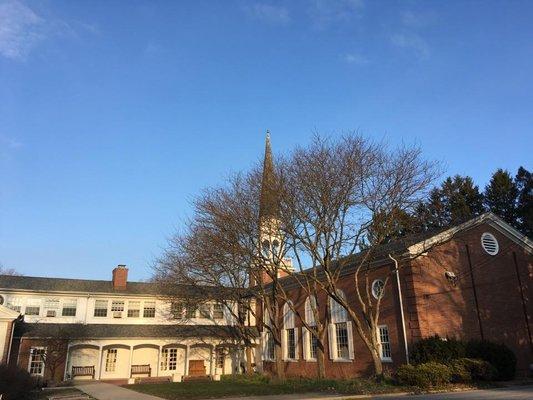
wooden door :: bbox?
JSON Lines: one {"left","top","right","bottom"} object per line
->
{"left": 188, "top": 360, "right": 206, "bottom": 376}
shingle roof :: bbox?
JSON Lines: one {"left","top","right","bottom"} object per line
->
{"left": 14, "top": 322, "right": 259, "bottom": 339}
{"left": 0, "top": 275, "right": 216, "bottom": 297}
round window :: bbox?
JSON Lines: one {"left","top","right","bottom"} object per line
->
{"left": 0, "top": 295, "right": 4, "bottom": 305}
{"left": 481, "top": 232, "right": 499, "bottom": 255}
{"left": 371, "top": 279, "right": 385, "bottom": 299}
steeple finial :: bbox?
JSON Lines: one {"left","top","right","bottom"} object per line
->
{"left": 260, "top": 131, "right": 277, "bottom": 219}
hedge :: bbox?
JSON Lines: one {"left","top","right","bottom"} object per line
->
{"left": 410, "top": 336, "right": 516, "bottom": 380}
{"left": 0, "top": 364, "right": 38, "bottom": 400}
{"left": 396, "top": 362, "right": 453, "bottom": 388}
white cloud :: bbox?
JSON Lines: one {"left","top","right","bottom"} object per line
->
{"left": 0, "top": 134, "right": 22, "bottom": 149}
{"left": 391, "top": 32, "right": 429, "bottom": 59}
{"left": 343, "top": 52, "right": 369, "bottom": 65}
{"left": 245, "top": 3, "right": 290, "bottom": 25}
{"left": 309, "top": 0, "right": 364, "bottom": 27}
{"left": 0, "top": 0, "right": 45, "bottom": 60}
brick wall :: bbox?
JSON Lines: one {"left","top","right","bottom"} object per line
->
{"left": 17, "top": 338, "right": 68, "bottom": 382}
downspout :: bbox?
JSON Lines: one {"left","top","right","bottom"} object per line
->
{"left": 465, "top": 245, "right": 484, "bottom": 340}
{"left": 389, "top": 255, "right": 409, "bottom": 364}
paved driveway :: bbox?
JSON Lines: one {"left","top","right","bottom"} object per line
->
{"left": 76, "top": 381, "right": 164, "bottom": 400}
{"left": 369, "top": 385, "right": 533, "bottom": 399}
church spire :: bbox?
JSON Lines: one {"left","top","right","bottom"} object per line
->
{"left": 259, "top": 130, "right": 278, "bottom": 219}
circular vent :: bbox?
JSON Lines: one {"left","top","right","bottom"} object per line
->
{"left": 0, "top": 295, "right": 3, "bottom": 305}
{"left": 481, "top": 232, "right": 499, "bottom": 255}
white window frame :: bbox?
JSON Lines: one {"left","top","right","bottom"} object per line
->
{"left": 28, "top": 347, "right": 46, "bottom": 376}
{"left": 372, "top": 279, "right": 385, "bottom": 300}
{"left": 378, "top": 325, "right": 392, "bottom": 362}
{"left": 303, "top": 296, "right": 318, "bottom": 361}
{"left": 282, "top": 302, "right": 299, "bottom": 361}
{"left": 94, "top": 299, "right": 108, "bottom": 317}
{"left": 328, "top": 291, "right": 354, "bottom": 362}
{"left": 61, "top": 298, "right": 77, "bottom": 317}
{"left": 127, "top": 301, "right": 141, "bottom": 318}
{"left": 262, "top": 308, "right": 275, "bottom": 361}
{"left": 161, "top": 348, "right": 178, "bottom": 371}
{"left": 143, "top": 300, "right": 156, "bottom": 318}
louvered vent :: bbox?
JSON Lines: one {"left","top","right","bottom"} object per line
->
{"left": 481, "top": 232, "right": 499, "bottom": 255}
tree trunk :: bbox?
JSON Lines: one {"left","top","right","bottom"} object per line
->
{"left": 245, "top": 346, "right": 253, "bottom": 375}
{"left": 316, "top": 346, "right": 326, "bottom": 379}
{"left": 274, "top": 344, "right": 285, "bottom": 380}
{"left": 371, "top": 349, "right": 383, "bottom": 378}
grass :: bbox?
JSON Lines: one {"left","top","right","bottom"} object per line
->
{"left": 126, "top": 374, "right": 404, "bottom": 399}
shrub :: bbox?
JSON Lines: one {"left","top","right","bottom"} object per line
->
{"left": 410, "top": 335, "right": 466, "bottom": 365}
{"left": 450, "top": 358, "right": 497, "bottom": 382}
{"left": 396, "top": 362, "right": 452, "bottom": 389}
{"left": 0, "top": 364, "right": 38, "bottom": 400}
{"left": 466, "top": 340, "right": 516, "bottom": 380}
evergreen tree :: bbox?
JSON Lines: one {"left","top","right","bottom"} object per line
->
{"left": 417, "top": 175, "right": 485, "bottom": 229}
{"left": 483, "top": 169, "right": 518, "bottom": 226}
{"left": 515, "top": 166, "right": 532, "bottom": 237}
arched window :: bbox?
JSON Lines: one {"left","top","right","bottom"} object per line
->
{"left": 282, "top": 301, "right": 298, "bottom": 360}
{"left": 303, "top": 296, "right": 319, "bottom": 360}
{"left": 328, "top": 290, "right": 354, "bottom": 361}
{"left": 271, "top": 239, "right": 280, "bottom": 257}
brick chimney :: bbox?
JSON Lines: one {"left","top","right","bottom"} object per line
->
{"left": 112, "top": 265, "right": 128, "bottom": 290}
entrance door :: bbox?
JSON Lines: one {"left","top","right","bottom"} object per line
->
{"left": 188, "top": 360, "right": 206, "bottom": 376}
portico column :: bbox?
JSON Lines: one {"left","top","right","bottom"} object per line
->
{"left": 184, "top": 344, "right": 190, "bottom": 376}
{"left": 209, "top": 345, "right": 215, "bottom": 376}
{"left": 128, "top": 346, "right": 133, "bottom": 378}
{"left": 63, "top": 343, "right": 71, "bottom": 381}
{"left": 97, "top": 346, "right": 104, "bottom": 380}
{"left": 156, "top": 346, "right": 161, "bottom": 377}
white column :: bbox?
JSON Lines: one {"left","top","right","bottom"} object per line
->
{"left": 209, "top": 346, "right": 215, "bottom": 376}
{"left": 184, "top": 345, "right": 190, "bottom": 377}
{"left": 97, "top": 346, "right": 104, "bottom": 380}
{"left": 156, "top": 346, "right": 161, "bottom": 377}
{"left": 128, "top": 346, "right": 133, "bottom": 378}
{"left": 63, "top": 344, "right": 71, "bottom": 380}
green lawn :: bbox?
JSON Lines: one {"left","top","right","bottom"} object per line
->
{"left": 126, "top": 375, "right": 403, "bottom": 399}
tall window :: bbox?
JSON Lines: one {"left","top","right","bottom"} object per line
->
{"left": 304, "top": 296, "right": 318, "bottom": 360}
{"left": 213, "top": 303, "right": 224, "bottom": 320}
{"left": 28, "top": 348, "right": 46, "bottom": 375}
{"left": 283, "top": 301, "right": 297, "bottom": 360}
{"left": 105, "top": 349, "right": 118, "bottom": 372}
{"left": 378, "top": 325, "right": 392, "bottom": 361}
{"left": 61, "top": 299, "right": 77, "bottom": 317}
{"left": 94, "top": 300, "right": 108, "bottom": 317}
{"left": 329, "top": 290, "right": 353, "bottom": 360}
{"left": 265, "top": 331, "right": 275, "bottom": 360}
{"left": 216, "top": 348, "right": 225, "bottom": 369}
{"left": 143, "top": 301, "right": 156, "bottom": 318}
{"left": 6, "top": 298, "right": 22, "bottom": 313}
{"left": 161, "top": 348, "right": 178, "bottom": 371}
{"left": 127, "top": 301, "right": 140, "bottom": 317}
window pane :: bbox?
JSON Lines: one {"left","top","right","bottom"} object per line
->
{"left": 94, "top": 300, "right": 108, "bottom": 317}
{"left": 25, "top": 306, "right": 40, "bottom": 316}
{"left": 335, "top": 322, "right": 349, "bottom": 359}
{"left": 111, "top": 300, "right": 124, "bottom": 312}
{"left": 379, "top": 326, "right": 392, "bottom": 359}
{"left": 127, "top": 301, "right": 140, "bottom": 318}
{"left": 287, "top": 328, "right": 296, "bottom": 359}
{"left": 143, "top": 301, "right": 156, "bottom": 318}
{"left": 213, "top": 303, "right": 224, "bottom": 319}
{"left": 105, "top": 349, "right": 117, "bottom": 372}
{"left": 29, "top": 348, "right": 46, "bottom": 375}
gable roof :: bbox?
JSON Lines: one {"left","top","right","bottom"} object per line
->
{"left": 0, "top": 304, "right": 20, "bottom": 321}
{"left": 263, "top": 212, "right": 532, "bottom": 290}
{"left": 0, "top": 275, "right": 221, "bottom": 297}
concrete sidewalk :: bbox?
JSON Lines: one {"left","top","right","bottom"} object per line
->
{"left": 75, "top": 381, "right": 164, "bottom": 400}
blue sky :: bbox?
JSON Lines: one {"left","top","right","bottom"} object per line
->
{"left": 1, "top": 0, "right": 531, "bottom": 281}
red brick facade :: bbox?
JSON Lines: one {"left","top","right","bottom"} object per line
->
{"left": 16, "top": 338, "right": 68, "bottom": 382}
{"left": 260, "top": 220, "right": 532, "bottom": 378}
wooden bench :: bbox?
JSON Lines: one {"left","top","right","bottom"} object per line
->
{"left": 71, "top": 365, "right": 95, "bottom": 379}
{"left": 131, "top": 364, "right": 151, "bottom": 377}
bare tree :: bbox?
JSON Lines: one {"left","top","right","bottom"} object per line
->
{"left": 274, "top": 135, "right": 440, "bottom": 377}
{"left": 0, "top": 262, "right": 21, "bottom": 276}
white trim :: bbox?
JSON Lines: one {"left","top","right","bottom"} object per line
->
{"left": 407, "top": 212, "right": 533, "bottom": 256}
